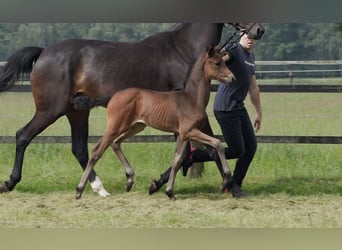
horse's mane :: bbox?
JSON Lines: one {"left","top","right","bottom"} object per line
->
{"left": 140, "top": 23, "right": 182, "bottom": 43}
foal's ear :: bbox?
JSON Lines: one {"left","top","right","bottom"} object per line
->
{"left": 207, "top": 44, "right": 216, "bottom": 57}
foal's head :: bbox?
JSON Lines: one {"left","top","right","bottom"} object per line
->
{"left": 204, "top": 46, "right": 236, "bottom": 84}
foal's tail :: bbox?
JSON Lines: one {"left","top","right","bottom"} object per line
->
{"left": 0, "top": 46, "right": 44, "bottom": 92}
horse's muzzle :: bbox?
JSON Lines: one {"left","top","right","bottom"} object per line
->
{"left": 222, "top": 76, "right": 236, "bottom": 84}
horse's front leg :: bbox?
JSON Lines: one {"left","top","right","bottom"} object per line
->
{"left": 214, "top": 140, "right": 232, "bottom": 192}
{"left": 200, "top": 116, "right": 225, "bottom": 176}
{"left": 111, "top": 142, "right": 135, "bottom": 192}
{"left": 204, "top": 138, "right": 232, "bottom": 191}
{"left": 76, "top": 130, "right": 117, "bottom": 199}
{"left": 67, "top": 110, "right": 110, "bottom": 197}
{"left": 165, "top": 139, "right": 188, "bottom": 200}
{"left": 188, "top": 129, "right": 232, "bottom": 192}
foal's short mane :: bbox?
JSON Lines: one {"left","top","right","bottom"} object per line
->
{"left": 178, "top": 51, "right": 211, "bottom": 90}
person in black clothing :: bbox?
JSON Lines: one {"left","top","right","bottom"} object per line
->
{"left": 150, "top": 31, "right": 263, "bottom": 198}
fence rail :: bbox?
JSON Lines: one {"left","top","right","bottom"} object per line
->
{"left": 6, "top": 84, "right": 342, "bottom": 93}
{"left": 1, "top": 60, "right": 341, "bottom": 145}
{"left": 2, "top": 60, "right": 342, "bottom": 81}
{"left": 2, "top": 84, "right": 341, "bottom": 144}
{"left": 1, "top": 135, "right": 342, "bottom": 144}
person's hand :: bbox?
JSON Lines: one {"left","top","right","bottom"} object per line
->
{"left": 254, "top": 114, "right": 262, "bottom": 133}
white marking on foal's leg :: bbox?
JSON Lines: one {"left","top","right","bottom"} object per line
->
{"left": 90, "top": 176, "right": 110, "bottom": 197}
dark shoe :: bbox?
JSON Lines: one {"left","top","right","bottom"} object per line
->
{"left": 230, "top": 183, "right": 247, "bottom": 198}
{"left": 181, "top": 146, "right": 196, "bottom": 176}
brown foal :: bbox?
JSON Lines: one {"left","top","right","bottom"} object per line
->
{"left": 76, "top": 46, "right": 236, "bottom": 200}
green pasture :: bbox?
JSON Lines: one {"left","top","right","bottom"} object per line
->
{"left": 0, "top": 80, "right": 341, "bottom": 228}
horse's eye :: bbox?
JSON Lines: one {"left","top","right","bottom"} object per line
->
{"left": 215, "top": 62, "right": 221, "bottom": 66}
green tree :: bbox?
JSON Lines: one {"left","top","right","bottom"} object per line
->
{"left": 1, "top": 23, "right": 342, "bottom": 61}
{"left": 254, "top": 23, "right": 342, "bottom": 60}
{"left": 85, "top": 23, "right": 172, "bottom": 42}
{"left": 0, "top": 23, "right": 20, "bottom": 59}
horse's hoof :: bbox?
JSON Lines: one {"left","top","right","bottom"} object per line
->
{"left": 148, "top": 180, "right": 158, "bottom": 195}
{"left": 126, "top": 180, "right": 134, "bottom": 192}
{"left": 165, "top": 190, "right": 176, "bottom": 201}
{"left": 223, "top": 187, "right": 229, "bottom": 194}
{"left": 75, "top": 187, "right": 83, "bottom": 199}
{"left": 221, "top": 175, "right": 233, "bottom": 192}
{"left": 98, "top": 189, "right": 110, "bottom": 197}
{"left": 0, "top": 181, "right": 10, "bottom": 193}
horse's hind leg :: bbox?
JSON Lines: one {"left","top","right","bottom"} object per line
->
{"left": 76, "top": 134, "right": 115, "bottom": 199}
{"left": 76, "top": 126, "right": 126, "bottom": 199}
{"left": 0, "top": 111, "right": 61, "bottom": 193}
{"left": 109, "top": 123, "right": 146, "bottom": 192}
{"left": 110, "top": 142, "right": 135, "bottom": 192}
{"left": 201, "top": 117, "right": 225, "bottom": 176}
{"left": 66, "top": 110, "right": 110, "bottom": 197}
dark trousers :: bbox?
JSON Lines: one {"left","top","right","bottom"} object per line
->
{"left": 192, "top": 108, "right": 257, "bottom": 187}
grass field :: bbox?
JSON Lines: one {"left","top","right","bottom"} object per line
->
{"left": 0, "top": 80, "right": 341, "bottom": 228}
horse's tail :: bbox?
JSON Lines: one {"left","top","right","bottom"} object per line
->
{"left": 0, "top": 46, "right": 44, "bottom": 92}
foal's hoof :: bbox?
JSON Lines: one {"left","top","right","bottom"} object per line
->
{"left": 125, "top": 173, "right": 134, "bottom": 192}
{"left": 126, "top": 180, "right": 134, "bottom": 192}
{"left": 221, "top": 175, "right": 233, "bottom": 192}
{"left": 165, "top": 190, "right": 176, "bottom": 201}
{"left": 75, "top": 187, "right": 83, "bottom": 199}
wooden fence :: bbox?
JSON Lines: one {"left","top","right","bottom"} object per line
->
{"left": 1, "top": 84, "right": 341, "bottom": 145}
{"left": 1, "top": 60, "right": 341, "bottom": 144}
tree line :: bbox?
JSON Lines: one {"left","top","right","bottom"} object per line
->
{"left": 0, "top": 23, "right": 341, "bottom": 61}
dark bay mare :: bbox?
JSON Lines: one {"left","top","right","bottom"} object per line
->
{"left": 75, "top": 46, "right": 236, "bottom": 200}
{"left": 0, "top": 23, "right": 264, "bottom": 196}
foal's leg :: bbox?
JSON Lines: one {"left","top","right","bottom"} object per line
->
{"left": 66, "top": 110, "right": 110, "bottom": 197}
{"left": 111, "top": 141, "right": 135, "bottom": 192}
{"left": 76, "top": 133, "right": 115, "bottom": 199}
{"left": 110, "top": 123, "right": 145, "bottom": 192}
{"left": 187, "top": 129, "right": 232, "bottom": 191}
{"left": 165, "top": 139, "right": 188, "bottom": 200}
{"left": 148, "top": 117, "right": 224, "bottom": 194}
{"left": 148, "top": 140, "right": 189, "bottom": 195}
{"left": 200, "top": 117, "right": 225, "bottom": 177}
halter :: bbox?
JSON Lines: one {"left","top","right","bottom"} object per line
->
{"left": 219, "top": 23, "right": 257, "bottom": 52}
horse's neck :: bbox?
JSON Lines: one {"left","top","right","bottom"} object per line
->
{"left": 174, "top": 23, "right": 224, "bottom": 60}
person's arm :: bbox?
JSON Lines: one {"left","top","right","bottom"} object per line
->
{"left": 249, "top": 75, "right": 262, "bottom": 133}
{"left": 221, "top": 42, "right": 237, "bottom": 63}
{"left": 220, "top": 48, "right": 230, "bottom": 62}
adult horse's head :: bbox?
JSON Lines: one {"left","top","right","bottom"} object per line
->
{"left": 229, "top": 23, "right": 265, "bottom": 40}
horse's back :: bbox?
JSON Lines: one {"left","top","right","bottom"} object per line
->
{"left": 32, "top": 38, "right": 186, "bottom": 99}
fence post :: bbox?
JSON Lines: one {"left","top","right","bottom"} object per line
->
{"left": 288, "top": 64, "right": 293, "bottom": 84}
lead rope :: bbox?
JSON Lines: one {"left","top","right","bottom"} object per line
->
{"left": 219, "top": 23, "right": 256, "bottom": 52}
